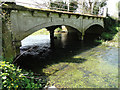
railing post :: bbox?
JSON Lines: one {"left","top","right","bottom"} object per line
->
{"left": 103, "top": 7, "right": 108, "bottom": 17}
{"left": 67, "top": 0, "right": 70, "bottom": 11}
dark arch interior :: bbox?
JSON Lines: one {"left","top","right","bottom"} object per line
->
{"left": 84, "top": 24, "right": 104, "bottom": 40}
{"left": 64, "top": 25, "right": 82, "bottom": 40}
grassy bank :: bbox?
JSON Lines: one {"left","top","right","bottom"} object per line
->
{"left": 101, "top": 31, "right": 120, "bottom": 47}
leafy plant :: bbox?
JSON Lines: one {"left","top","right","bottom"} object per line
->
{"left": 101, "top": 32, "right": 113, "bottom": 40}
{"left": 0, "top": 61, "right": 46, "bottom": 89}
{"left": 101, "top": 17, "right": 119, "bottom": 41}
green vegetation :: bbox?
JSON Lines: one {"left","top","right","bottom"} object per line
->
{"left": 102, "top": 17, "right": 119, "bottom": 40}
{"left": 31, "top": 28, "right": 49, "bottom": 35}
{"left": 0, "top": 60, "right": 46, "bottom": 89}
{"left": 101, "top": 24, "right": 119, "bottom": 40}
{"left": 95, "top": 17, "right": 120, "bottom": 47}
{"left": 50, "top": 1, "right": 78, "bottom": 12}
{"left": 42, "top": 46, "right": 118, "bottom": 88}
{"left": 31, "top": 27, "right": 63, "bottom": 36}
{"left": 54, "top": 27, "right": 62, "bottom": 33}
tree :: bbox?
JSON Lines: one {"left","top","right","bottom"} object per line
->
{"left": 92, "top": 0, "right": 107, "bottom": 15}
{"left": 32, "top": 0, "right": 107, "bottom": 15}
{"left": 75, "top": 0, "right": 107, "bottom": 15}
{"left": 117, "top": 1, "right": 120, "bottom": 20}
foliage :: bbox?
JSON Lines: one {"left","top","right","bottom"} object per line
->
{"left": 0, "top": 61, "right": 46, "bottom": 89}
{"left": 31, "top": 28, "right": 49, "bottom": 35}
{"left": 101, "top": 32, "right": 113, "bottom": 40}
{"left": 93, "top": 1, "right": 107, "bottom": 15}
{"left": 50, "top": 1, "right": 68, "bottom": 11}
{"left": 50, "top": 1, "right": 78, "bottom": 12}
{"left": 117, "top": 1, "right": 120, "bottom": 11}
{"left": 79, "top": 0, "right": 107, "bottom": 15}
{"left": 69, "top": 1, "right": 78, "bottom": 12}
{"left": 100, "top": 17, "right": 119, "bottom": 40}
{"left": 55, "top": 27, "right": 62, "bottom": 32}
{"left": 101, "top": 25, "right": 118, "bottom": 41}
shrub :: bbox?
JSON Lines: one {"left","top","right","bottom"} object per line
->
{"left": 101, "top": 32, "right": 113, "bottom": 40}
{"left": 0, "top": 61, "right": 45, "bottom": 89}
{"left": 101, "top": 17, "right": 119, "bottom": 41}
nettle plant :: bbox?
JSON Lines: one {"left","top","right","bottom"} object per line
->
{"left": 0, "top": 61, "right": 46, "bottom": 89}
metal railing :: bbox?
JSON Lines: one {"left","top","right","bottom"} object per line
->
{"left": 2, "top": 0, "right": 107, "bottom": 17}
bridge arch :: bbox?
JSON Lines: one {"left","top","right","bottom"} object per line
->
{"left": 85, "top": 24, "right": 104, "bottom": 34}
{"left": 84, "top": 24, "right": 104, "bottom": 40}
{"left": 84, "top": 22, "right": 104, "bottom": 32}
{"left": 19, "top": 21, "right": 81, "bottom": 41}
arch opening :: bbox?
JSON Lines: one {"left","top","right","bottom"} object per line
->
{"left": 64, "top": 25, "right": 82, "bottom": 39}
{"left": 20, "top": 24, "right": 82, "bottom": 48}
{"left": 14, "top": 25, "right": 83, "bottom": 71}
{"left": 84, "top": 24, "right": 104, "bottom": 41}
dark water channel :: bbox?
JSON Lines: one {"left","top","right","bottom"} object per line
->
{"left": 15, "top": 32, "right": 118, "bottom": 88}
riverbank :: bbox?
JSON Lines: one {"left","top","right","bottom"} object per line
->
{"left": 101, "top": 31, "right": 119, "bottom": 48}
{"left": 43, "top": 45, "right": 118, "bottom": 88}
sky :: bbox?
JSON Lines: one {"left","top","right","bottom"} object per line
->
{"left": 107, "top": 0, "right": 119, "bottom": 17}
{"left": 15, "top": 0, "right": 119, "bottom": 17}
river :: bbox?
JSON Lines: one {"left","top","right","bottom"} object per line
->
{"left": 16, "top": 32, "right": 118, "bottom": 88}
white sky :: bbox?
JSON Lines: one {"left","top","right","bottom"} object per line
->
{"left": 107, "top": 0, "right": 119, "bottom": 16}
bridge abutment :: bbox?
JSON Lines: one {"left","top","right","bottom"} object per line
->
{"left": 12, "top": 41, "right": 21, "bottom": 56}
{"left": 2, "top": 10, "right": 22, "bottom": 61}
{"left": 2, "top": 20, "right": 19, "bottom": 61}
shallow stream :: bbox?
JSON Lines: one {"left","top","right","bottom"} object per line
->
{"left": 16, "top": 32, "right": 118, "bottom": 88}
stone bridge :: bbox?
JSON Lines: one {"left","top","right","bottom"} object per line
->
{"left": 1, "top": 2, "right": 105, "bottom": 61}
